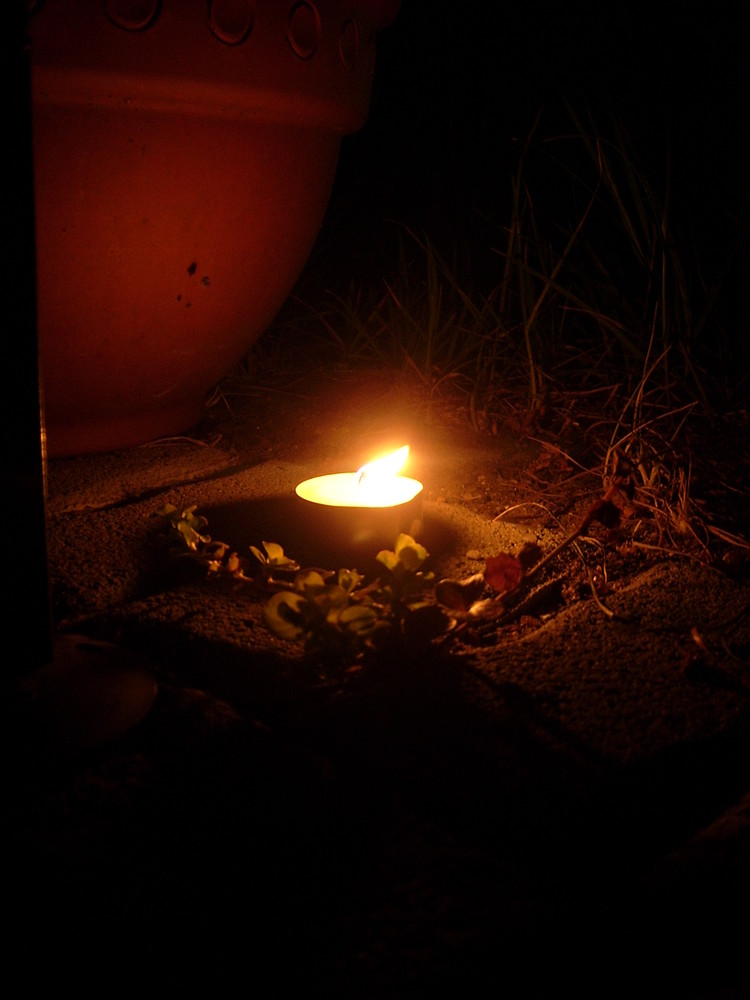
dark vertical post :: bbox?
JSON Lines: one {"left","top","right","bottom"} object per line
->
{"left": 5, "top": 6, "right": 54, "bottom": 672}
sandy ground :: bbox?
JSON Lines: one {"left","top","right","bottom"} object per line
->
{"left": 5, "top": 366, "right": 750, "bottom": 997}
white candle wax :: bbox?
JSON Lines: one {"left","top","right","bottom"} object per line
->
{"left": 296, "top": 472, "right": 423, "bottom": 509}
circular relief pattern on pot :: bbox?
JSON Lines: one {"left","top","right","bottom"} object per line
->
{"left": 209, "top": 0, "right": 255, "bottom": 45}
{"left": 287, "top": 1, "right": 320, "bottom": 60}
{"left": 338, "top": 17, "right": 358, "bottom": 71}
{"left": 102, "top": 0, "right": 161, "bottom": 31}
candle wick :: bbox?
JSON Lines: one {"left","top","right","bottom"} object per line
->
{"left": 358, "top": 470, "right": 367, "bottom": 486}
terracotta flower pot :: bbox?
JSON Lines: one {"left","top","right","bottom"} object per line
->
{"left": 29, "top": 0, "right": 398, "bottom": 456}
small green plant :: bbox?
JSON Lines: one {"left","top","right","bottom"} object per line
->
{"left": 262, "top": 566, "right": 382, "bottom": 657}
{"left": 371, "top": 533, "right": 451, "bottom": 649}
{"left": 153, "top": 505, "right": 300, "bottom": 585}
{"left": 249, "top": 540, "right": 301, "bottom": 582}
{"left": 153, "top": 504, "right": 237, "bottom": 572}
{"left": 153, "top": 482, "right": 644, "bottom": 665}
{"left": 261, "top": 533, "right": 449, "bottom": 657}
{"left": 153, "top": 505, "right": 454, "bottom": 659}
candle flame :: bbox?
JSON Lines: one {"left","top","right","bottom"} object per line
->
{"left": 357, "top": 445, "right": 409, "bottom": 485}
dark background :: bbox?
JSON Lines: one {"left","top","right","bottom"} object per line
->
{"left": 302, "top": 0, "right": 747, "bottom": 356}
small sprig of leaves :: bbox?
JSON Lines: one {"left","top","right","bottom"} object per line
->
{"left": 372, "top": 534, "right": 451, "bottom": 648}
{"left": 152, "top": 505, "right": 300, "bottom": 585}
{"left": 249, "top": 541, "right": 301, "bottom": 583}
{"left": 263, "top": 533, "right": 447, "bottom": 657}
{"left": 153, "top": 486, "right": 627, "bottom": 659}
{"left": 152, "top": 506, "right": 447, "bottom": 658}
{"left": 152, "top": 504, "right": 240, "bottom": 574}
{"left": 263, "top": 566, "right": 383, "bottom": 658}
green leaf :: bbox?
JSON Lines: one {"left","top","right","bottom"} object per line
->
{"left": 338, "top": 567, "right": 364, "bottom": 594}
{"left": 321, "top": 585, "right": 350, "bottom": 617}
{"left": 394, "top": 533, "right": 429, "bottom": 567}
{"left": 263, "top": 591, "right": 308, "bottom": 640}
{"left": 263, "top": 541, "right": 285, "bottom": 561}
{"left": 181, "top": 506, "right": 209, "bottom": 532}
{"left": 338, "top": 604, "right": 380, "bottom": 635}
{"left": 250, "top": 541, "right": 299, "bottom": 572}
{"left": 177, "top": 520, "right": 210, "bottom": 551}
{"left": 295, "top": 570, "right": 328, "bottom": 595}
{"left": 376, "top": 549, "right": 401, "bottom": 572}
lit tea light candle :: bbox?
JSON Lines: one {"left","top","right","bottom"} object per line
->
{"left": 296, "top": 446, "right": 422, "bottom": 508}
{"left": 295, "top": 446, "right": 424, "bottom": 560}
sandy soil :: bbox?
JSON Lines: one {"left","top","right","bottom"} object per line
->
{"left": 8, "top": 363, "right": 750, "bottom": 997}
